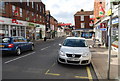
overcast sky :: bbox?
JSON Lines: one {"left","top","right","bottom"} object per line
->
{"left": 42, "top": 0, "right": 94, "bottom": 25}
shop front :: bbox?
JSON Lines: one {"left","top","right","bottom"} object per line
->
{"left": 35, "top": 24, "right": 45, "bottom": 40}
{"left": 26, "top": 23, "right": 36, "bottom": 41}
{"left": 108, "top": 17, "right": 119, "bottom": 52}
{"left": 0, "top": 17, "right": 27, "bottom": 38}
{"left": 72, "top": 28, "right": 94, "bottom": 38}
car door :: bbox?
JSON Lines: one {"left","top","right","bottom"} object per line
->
{"left": 18, "top": 37, "right": 28, "bottom": 51}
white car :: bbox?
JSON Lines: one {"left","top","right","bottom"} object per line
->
{"left": 58, "top": 37, "right": 91, "bottom": 65}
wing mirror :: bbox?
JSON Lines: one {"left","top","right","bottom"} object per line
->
{"left": 89, "top": 45, "right": 92, "bottom": 48}
{"left": 59, "top": 44, "right": 62, "bottom": 47}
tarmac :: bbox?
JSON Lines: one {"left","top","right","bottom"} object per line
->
{"left": 87, "top": 39, "right": 119, "bottom": 81}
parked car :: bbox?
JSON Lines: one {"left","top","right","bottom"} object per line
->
{"left": 58, "top": 37, "right": 91, "bottom": 65}
{"left": 0, "top": 36, "right": 34, "bottom": 55}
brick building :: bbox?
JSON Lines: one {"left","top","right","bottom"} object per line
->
{"left": 0, "top": 1, "right": 46, "bottom": 40}
{"left": 74, "top": 9, "right": 94, "bottom": 38}
{"left": 93, "top": 0, "right": 106, "bottom": 43}
{"left": 45, "top": 10, "right": 58, "bottom": 39}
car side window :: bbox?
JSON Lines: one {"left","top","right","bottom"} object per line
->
{"left": 13, "top": 37, "right": 27, "bottom": 42}
{"left": 18, "top": 37, "right": 27, "bottom": 42}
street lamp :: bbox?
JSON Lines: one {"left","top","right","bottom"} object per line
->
{"left": 107, "top": 0, "right": 120, "bottom": 80}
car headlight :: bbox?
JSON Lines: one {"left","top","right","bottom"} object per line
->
{"left": 59, "top": 51, "right": 65, "bottom": 56}
{"left": 82, "top": 52, "right": 90, "bottom": 57}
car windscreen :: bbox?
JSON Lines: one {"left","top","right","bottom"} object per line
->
{"left": 0, "top": 37, "right": 11, "bottom": 43}
{"left": 63, "top": 39, "right": 88, "bottom": 47}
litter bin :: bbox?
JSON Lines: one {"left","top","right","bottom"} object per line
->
{"left": 44, "top": 37, "right": 47, "bottom": 41}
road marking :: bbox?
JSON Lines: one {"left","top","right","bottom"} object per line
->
{"left": 45, "top": 70, "right": 50, "bottom": 74}
{"left": 4, "top": 52, "right": 35, "bottom": 64}
{"left": 41, "top": 46, "right": 51, "bottom": 50}
{"left": 51, "top": 63, "right": 56, "bottom": 67}
{"left": 75, "top": 76, "right": 89, "bottom": 79}
{"left": 46, "top": 73, "right": 60, "bottom": 76}
{"left": 45, "top": 69, "right": 60, "bottom": 76}
{"left": 86, "top": 67, "right": 93, "bottom": 81}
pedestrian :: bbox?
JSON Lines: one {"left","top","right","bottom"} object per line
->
{"left": 44, "top": 37, "right": 47, "bottom": 41}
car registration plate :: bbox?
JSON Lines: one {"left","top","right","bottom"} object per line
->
{"left": 0, "top": 45, "right": 4, "bottom": 47}
{"left": 68, "top": 58, "right": 79, "bottom": 61}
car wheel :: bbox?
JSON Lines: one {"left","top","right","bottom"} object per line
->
{"left": 16, "top": 48, "right": 21, "bottom": 56}
{"left": 31, "top": 45, "right": 34, "bottom": 51}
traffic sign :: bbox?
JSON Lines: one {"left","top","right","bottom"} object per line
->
{"left": 100, "top": 28, "right": 107, "bottom": 31}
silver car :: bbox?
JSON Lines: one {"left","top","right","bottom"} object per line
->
{"left": 58, "top": 37, "right": 91, "bottom": 65}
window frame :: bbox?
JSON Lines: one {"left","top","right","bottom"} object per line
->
{"left": 81, "top": 15, "right": 84, "bottom": 21}
{"left": 20, "top": 8, "right": 22, "bottom": 17}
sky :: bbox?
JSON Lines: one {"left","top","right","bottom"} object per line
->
{"left": 42, "top": 0, "right": 94, "bottom": 25}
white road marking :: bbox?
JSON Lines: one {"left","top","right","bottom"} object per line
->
{"left": 4, "top": 52, "right": 35, "bottom": 64}
{"left": 41, "top": 46, "right": 51, "bottom": 50}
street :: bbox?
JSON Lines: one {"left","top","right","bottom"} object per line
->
{"left": 2, "top": 37, "right": 98, "bottom": 80}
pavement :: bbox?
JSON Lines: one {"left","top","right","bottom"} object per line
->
{"left": 87, "top": 39, "right": 119, "bottom": 81}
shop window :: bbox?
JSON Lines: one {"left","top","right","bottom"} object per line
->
{"left": 0, "top": 1, "right": 5, "bottom": 13}
{"left": 20, "top": 8, "right": 22, "bottom": 17}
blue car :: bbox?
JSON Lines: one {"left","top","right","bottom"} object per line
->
{"left": 0, "top": 36, "right": 34, "bottom": 55}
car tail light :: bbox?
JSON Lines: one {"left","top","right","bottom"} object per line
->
{"left": 8, "top": 44, "right": 14, "bottom": 48}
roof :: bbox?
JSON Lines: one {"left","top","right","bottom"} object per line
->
{"left": 66, "top": 37, "right": 85, "bottom": 40}
{"left": 74, "top": 11, "right": 93, "bottom": 16}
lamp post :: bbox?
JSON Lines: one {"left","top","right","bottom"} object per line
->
{"left": 118, "top": 2, "right": 120, "bottom": 80}
{"left": 107, "top": 1, "right": 112, "bottom": 79}
{"left": 107, "top": 0, "right": 120, "bottom": 79}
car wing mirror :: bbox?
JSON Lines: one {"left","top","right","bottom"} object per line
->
{"left": 89, "top": 45, "right": 92, "bottom": 48}
{"left": 59, "top": 44, "right": 62, "bottom": 47}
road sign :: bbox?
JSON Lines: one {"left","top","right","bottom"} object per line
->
{"left": 100, "top": 28, "right": 107, "bottom": 31}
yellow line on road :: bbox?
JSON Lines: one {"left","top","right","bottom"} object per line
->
{"left": 75, "top": 76, "right": 89, "bottom": 79}
{"left": 86, "top": 67, "right": 93, "bottom": 81}
{"left": 47, "top": 73, "right": 60, "bottom": 76}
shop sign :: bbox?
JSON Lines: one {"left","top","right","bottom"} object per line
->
{"left": 0, "top": 20, "right": 4, "bottom": 22}
{"left": 107, "top": 9, "right": 112, "bottom": 16}
{"left": 29, "top": 23, "right": 34, "bottom": 26}
{"left": 100, "top": 23, "right": 106, "bottom": 28}
{"left": 100, "top": 28, "right": 107, "bottom": 31}
{"left": 12, "top": 19, "right": 23, "bottom": 25}
{"left": 108, "top": 18, "right": 119, "bottom": 25}
{"left": 112, "top": 18, "right": 118, "bottom": 24}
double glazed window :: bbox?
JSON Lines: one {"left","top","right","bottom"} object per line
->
{"left": 81, "top": 15, "right": 84, "bottom": 21}
{"left": 81, "top": 23, "right": 85, "bottom": 28}
{"left": 20, "top": 8, "right": 22, "bottom": 17}
{"left": 0, "top": 1, "right": 5, "bottom": 13}
{"left": 27, "top": 0, "right": 29, "bottom": 6}
{"left": 32, "top": 1, "right": 34, "bottom": 8}
{"left": 12, "top": 5, "right": 15, "bottom": 15}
